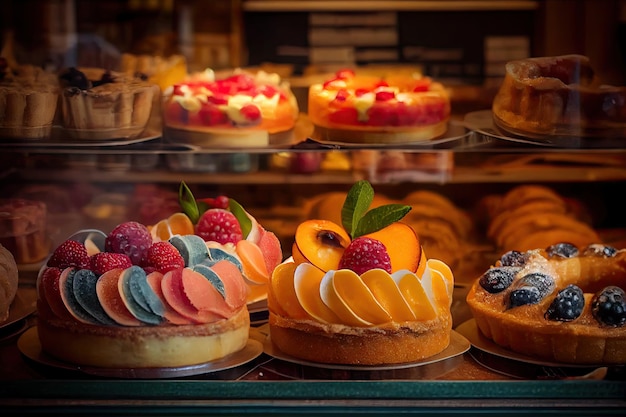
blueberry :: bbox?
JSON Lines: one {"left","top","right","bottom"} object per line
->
{"left": 500, "top": 250, "right": 528, "bottom": 267}
{"left": 508, "top": 272, "right": 555, "bottom": 308}
{"left": 546, "top": 243, "right": 579, "bottom": 259}
{"left": 509, "top": 286, "right": 541, "bottom": 308}
{"left": 592, "top": 286, "right": 626, "bottom": 327}
{"left": 60, "top": 67, "right": 91, "bottom": 90}
{"left": 545, "top": 285, "right": 585, "bottom": 321}
{"left": 479, "top": 266, "right": 520, "bottom": 293}
{"left": 93, "top": 71, "right": 115, "bottom": 87}
{"left": 582, "top": 244, "right": 617, "bottom": 258}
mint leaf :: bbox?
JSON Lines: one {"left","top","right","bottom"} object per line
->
{"left": 179, "top": 182, "right": 200, "bottom": 224}
{"left": 228, "top": 198, "right": 253, "bottom": 238}
{"left": 341, "top": 180, "right": 374, "bottom": 237}
{"left": 353, "top": 204, "right": 412, "bottom": 237}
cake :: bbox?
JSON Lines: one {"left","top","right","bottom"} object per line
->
{"left": 269, "top": 180, "right": 454, "bottom": 365}
{"left": 58, "top": 67, "right": 156, "bottom": 140}
{"left": 36, "top": 184, "right": 282, "bottom": 368}
{"left": 466, "top": 243, "right": 626, "bottom": 364}
{"left": 162, "top": 68, "right": 299, "bottom": 147}
{"left": 0, "top": 243, "right": 18, "bottom": 322}
{"left": 0, "top": 58, "right": 59, "bottom": 139}
{"left": 0, "top": 198, "right": 50, "bottom": 264}
{"left": 308, "top": 69, "right": 450, "bottom": 144}
{"left": 492, "top": 54, "right": 626, "bottom": 139}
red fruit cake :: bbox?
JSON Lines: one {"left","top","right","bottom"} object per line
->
{"left": 308, "top": 69, "right": 451, "bottom": 144}
{"left": 163, "top": 68, "right": 299, "bottom": 147}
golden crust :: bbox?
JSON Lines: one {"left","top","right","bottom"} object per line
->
{"left": 269, "top": 311, "right": 451, "bottom": 365}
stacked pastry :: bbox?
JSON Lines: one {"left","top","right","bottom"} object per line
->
{"left": 484, "top": 185, "right": 600, "bottom": 253}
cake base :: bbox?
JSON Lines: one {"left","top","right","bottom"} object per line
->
{"left": 37, "top": 306, "right": 250, "bottom": 368}
{"left": 269, "top": 312, "right": 451, "bottom": 365}
{"left": 311, "top": 121, "right": 448, "bottom": 145}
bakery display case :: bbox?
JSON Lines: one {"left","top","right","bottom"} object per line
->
{"left": 1, "top": 1, "right": 626, "bottom": 415}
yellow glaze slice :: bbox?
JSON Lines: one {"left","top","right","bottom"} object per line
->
{"left": 360, "top": 269, "right": 415, "bottom": 322}
{"left": 319, "top": 271, "right": 371, "bottom": 327}
{"left": 415, "top": 248, "right": 428, "bottom": 278}
{"left": 393, "top": 270, "right": 437, "bottom": 321}
{"left": 332, "top": 269, "right": 392, "bottom": 324}
{"left": 271, "top": 262, "right": 310, "bottom": 319}
{"left": 430, "top": 269, "right": 451, "bottom": 309}
{"left": 294, "top": 263, "right": 340, "bottom": 323}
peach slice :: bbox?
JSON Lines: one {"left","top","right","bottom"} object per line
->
{"left": 430, "top": 268, "right": 451, "bottom": 310}
{"left": 294, "top": 220, "right": 351, "bottom": 272}
{"left": 236, "top": 239, "right": 269, "bottom": 284}
{"left": 331, "top": 269, "right": 392, "bottom": 324}
{"left": 361, "top": 269, "right": 415, "bottom": 322}
{"left": 427, "top": 259, "right": 454, "bottom": 297}
{"left": 270, "top": 262, "right": 310, "bottom": 319}
{"left": 416, "top": 248, "right": 428, "bottom": 278}
{"left": 145, "top": 271, "right": 192, "bottom": 325}
{"left": 180, "top": 268, "right": 231, "bottom": 320}
{"left": 247, "top": 283, "right": 268, "bottom": 304}
{"left": 363, "top": 222, "right": 420, "bottom": 273}
{"left": 320, "top": 271, "right": 371, "bottom": 327}
{"left": 210, "top": 259, "right": 248, "bottom": 310}
{"left": 392, "top": 270, "right": 437, "bottom": 321}
{"left": 293, "top": 263, "right": 340, "bottom": 323}
{"left": 96, "top": 268, "right": 142, "bottom": 326}
{"left": 257, "top": 227, "right": 283, "bottom": 274}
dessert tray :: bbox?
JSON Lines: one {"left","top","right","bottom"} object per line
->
{"left": 0, "top": 128, "right": 162, "bottom": 148}
{"left": 256, "top": 323, "right": 470, "bottom": 372}
{"left": 464, "top": 110, "right": 626, "bottom": 149}
{"left": 456, "top": 319, "right": 615, "bottom": 378}
{"left": 0, "top": 288, "right": 37, "bottom": 342}
{"left": 17, "top": 326, "right": 263, "bottom": 379}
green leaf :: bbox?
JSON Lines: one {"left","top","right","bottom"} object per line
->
{"left": 353, "top": 204, "right": 412, "bottom": 237}
{"left": 228, "top": 198, "right": 253, "bottom": 239}
{"left": 178, "top": 182, "right": 201, "bottom": 224}
{"left": 341, "top": 180, "right": 374, "bottom": 237}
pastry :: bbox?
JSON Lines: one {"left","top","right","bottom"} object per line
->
{"left": 492, "top": 54, "right": 626, "bottom": 138}
{"left": 163, "top": 68, "right": 299, "bottom": 147}
{"left": 0, "top": 198, "right": 49, "bottom": 264}
{"left": 466, "top": 243, "right": 626, "bottom": 364}
{"left": 0, "top": 59, "right": 59, "bottom": 139}
{"left": 269, "top": 180, "right": 454, "bottom": 365}
{"left": 58, "top": 67, "right": 155, "bottom": 140}
{"left": 0, "top": 243, "right": 18, "bottom": 322}
{"left": 308, "top": 69, "right": 450, "bottom": 144}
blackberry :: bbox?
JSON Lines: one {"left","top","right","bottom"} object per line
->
{"left": 479, "top": 267, "right": 519, "bottom": 293}
{"left": 582, "top": 244, "right": 617, "bottom": 258}
{"left": 545, "top": 285, "right": 585, "bottom": 321}
{"left": 500, "top": 250, "right": 528, "bottom": 267}
{"left": 546, "top": 242, "right": 579, "bottom": 259}
{"left": 508, "top": 272, "right": 555, "bottom": 308}
{"left": 509, "top": 286, "right": 541, "bottom": 308}
{"left": 592, "top": 286, "right": 626, "bottom": 327}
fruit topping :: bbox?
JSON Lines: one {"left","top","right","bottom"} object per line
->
{"left": 105, "top": 221, "right": 153, "bottom": 266}
{"left": 89, "top": 252, "right": 133, "bottom": 276}
{"left": 195, "top": 208, "right": 243, "bottom": 244}
{"left": 546, "top": 242, "right": 579, "bottom": 258}
{"left": 338, "top": 237, "right": 392, "bottom": 275}
{"left": 499, "top": 250, "right": 528, "bottom": 267}
{"left": 146, "top": 241, "right": 185, "bottom": 273}
{"left": 72, "top": 269, "right": 117, "bottom": 325}
{"left": 479, "top": 266, "right": 519, "bottom": 293}
{"left": 545, "top": 284, "right": 585, "bottom": 321}
{"left": 582, "top": 244, "right": 617, "bottom": 257}
{"left": 47, "top": 240, "right": 90, "bottom": 270}
{"left": 592, "top": 286, "right": 626, "bottom": 327}
{"left": 508, "top": 272, "right": 555, "bottom": 308}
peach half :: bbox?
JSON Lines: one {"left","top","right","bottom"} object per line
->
{"left": 363, "top": 222, "right": 421, "bottom": 273}
{"left": 293, "top": 220, "right": 351, "bottom": 272}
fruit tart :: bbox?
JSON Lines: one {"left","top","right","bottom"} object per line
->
{"left": 268, "top": 180, "right": 454, "bottom": 365}
{"left": 308, "top": 69, "right": 451, "bottom": 144}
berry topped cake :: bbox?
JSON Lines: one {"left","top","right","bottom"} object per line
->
{"left": 163, "top": 68, "right": 299, "bottom": 147}
{"left": 268, "top": 181, "right": 454, "bottom": 365}
{"left": 36, "top": 183, "right": 282, "bottom": 368}
{"left": 308, "top": 69, "right": 451, "bottom": 144}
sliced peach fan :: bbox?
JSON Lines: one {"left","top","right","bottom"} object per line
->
{"left": 149, "top": 212, "right": 195, "bottom": 241}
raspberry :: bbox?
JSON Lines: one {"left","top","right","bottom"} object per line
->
{"left": 546, "top": 242, "right": 579, "bottom": 258}
{"left": 338, "top": 237, "right": 392, "bottom": 275}
{"left": 47, "top": 240, "right": 89, "bottom": 269}
{"left": 545, "top": 285, "right": 585, "bottom": 321}
{"left": 479, "top": 266, "right": 519, "bottom": 293}
{"left": 146, "top": 241, "right": 185, "bottom": 273}
{"left": 90, "top": 252, "right": 133, "bottom": 276}
{"left": 239, "top": 103, "right": 262, "bottom": 122}
{"left": 105, "top": 221, "right": 153, "bottom": 266}
{"left": 195, "top": 209, "right": 243, "bottom": 245}
{"left": 592, "top": 286, "right": 626, "bottom": 327}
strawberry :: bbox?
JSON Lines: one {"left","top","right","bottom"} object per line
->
{"left": 47, "top": 240, "right": 89, "bottom": 269}
{"left": 195, "top": 208, "right": 243, "bottom": 245}
{"left": 338, "top": 237, "right": 392, "bottom": 275}
{"left": 105, "top": 221, "right": 153, "bottom": 266}
{"left": 146, "top": 241, "right": 185, "bottom": 273}
{"left": 90, "top": 252, "right": 133, "bottom": 276}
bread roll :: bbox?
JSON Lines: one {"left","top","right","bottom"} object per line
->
{"left": 0, "top": 244, "right": 19, "bottom": 322}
